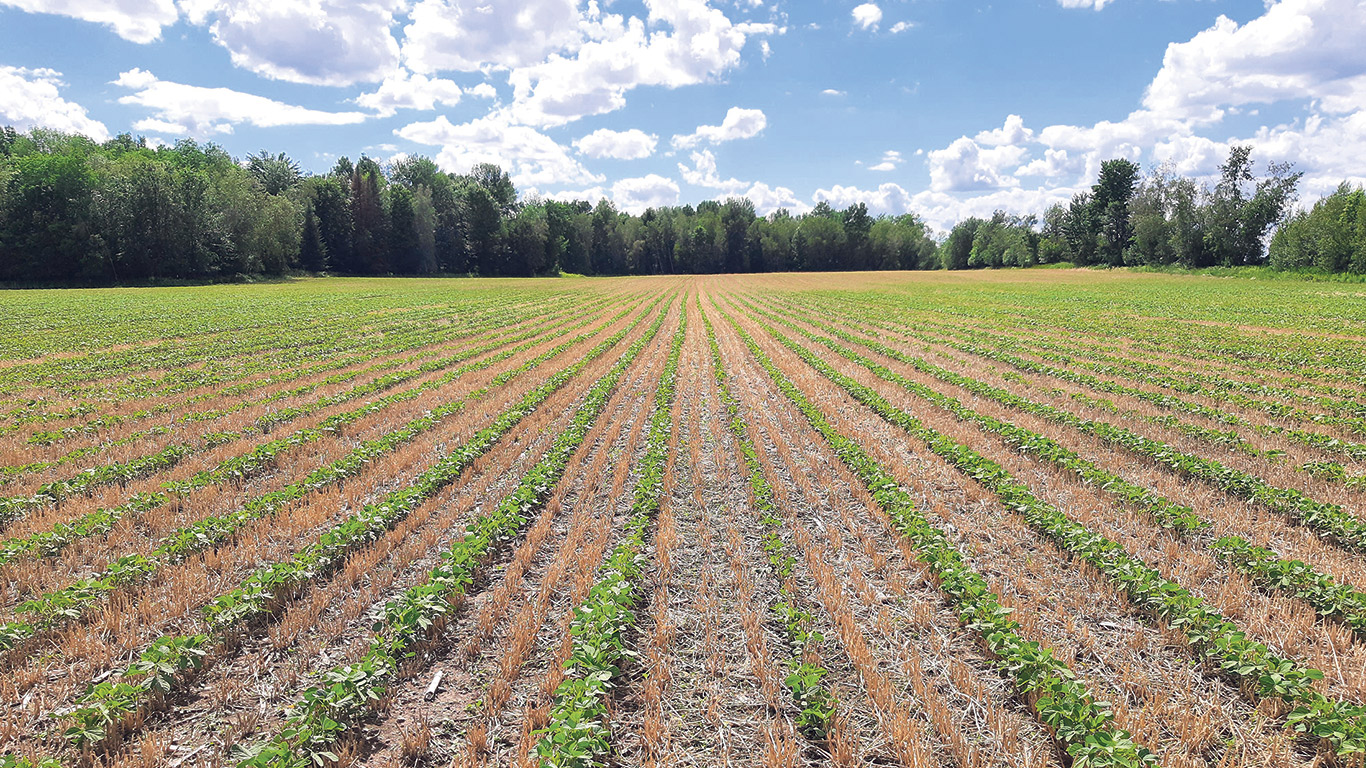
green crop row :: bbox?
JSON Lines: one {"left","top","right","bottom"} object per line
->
{"left": 722, "top": 308, "right": 1158, "bottom": 768}
{"left": 235, "top": 304, "right": 671, "bottom": 768}
{"left": 779, "top": 300, "right": 1366, "bottom": 553}
{"left": 0, "top": 304, "right": 639, "bottom": 655}
{"left": 701, "top": 306, "right": 836, "bottom": 740}
{"left": 754, "top": 314, "right": 1366, "bottom": 759}
{"left": 50, "top": 303, "right": 665, "bottom": 756}
{"left": 780, "top": 294, "right": 1366, "bottom": 454}
{"left": 0, "top": 305, "right": 609, "bottom": 571}
{"left": 753, "top": 303, "right": 1366, "bottom": 643}
{"left": 534, "top": 312, "right": 685, "bottom": 767}
{"left": 0, "top": 298, "right": 603, "bottom": 523}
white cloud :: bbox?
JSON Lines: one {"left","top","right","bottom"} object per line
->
{"left": 851, "top": 3, "right": 881, "bottom": 31}
{"left": 889, "top": 21, "right": 914, "bottom": 34}
{"left": 0, "top": 66, "right": 109, "bottom": 140}
{"left": 470, "top": 83, "right": 498, "bottom": 99}
{"left": 354, "top": 70, "right": 462, "bottom": 117}
{"left": 1144, "top": 0, "right": 1366, "bottom": 119}
{"left": 671, "top": 106, "right": 767, "bottom": 149}
{"left": 868, "top": 149, "right": 902, "bottom": 172}
{"left": 813, "top": 182, "right": 914, "bottom": 215}
{"left": 738, "top": 181, "right": 808, "bottom": 215}
{"left": 678, "top": 149, "right": 749, "bottom": 194}
{"left": 573, "top": 128, "right": 659, "bottom": 160}
{"left": 910, "top": 186, "right": 1079, "bottom": 232}
{"left": 0, "top": 0, "right": 177, "bottom": 43}
{"left": 1016, "top": 148, "right": 1080, "bottom": 178}
{"left": 821, "top": 88, "right": 846, "bottom": 96}
{"left": 675, "top": 149, "right": 805, "bottom": 214}
{"left": 501, "top": 1, "right": 777, "bottom": 127}
{"left": 974, "top": 114, "right": 1034, "bottom": 147}
{"left": 927, "top": 136, "right": 1028, "bottom": 192}
{"left": 397, "top": 113, "right": 603, "bottom": 189}
{"left": 113, "top": 68, "right": 369, "bottom": 135}
{"left": 1056, "top": 0, "right": 1117, "bottom": 9}
{"left": 402, "top": 0, "right": 583, "bottom": 74}
{"left": 612, "top": 174, "right": 680, "bottom": 213}
{"left": 184, "top": 0, "right": 404, "bottom": 87}
{"left": 132, "top": 118, "right": 188, "bottom": 136}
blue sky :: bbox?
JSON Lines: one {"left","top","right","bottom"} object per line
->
{"left": 3, "top": 0, "right": 1365, "bottom": 227}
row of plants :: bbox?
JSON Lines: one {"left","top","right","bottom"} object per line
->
{"left": 235, "top": 304, "right": 673, "bottom": 768}
{"left": 785, "top": 287, "right": 1366, "bottom": 421}
{"left": 0, "top": 444, "right": 191, "bottom": 527}
{"left": 777, "top": 299, "right": 1366, "bottom": 554}
{"left": 0, "top": 316, "right": 455, "bottom": 442}
{"left": 50, "top": 303, "right": 668, "bottom": 758}
{"left": 534, "top": 312, "right": 686, "bottom": 767}
{"left": 719, "top": 308, "right": 1159, "bottom": 768}
{"left": 1304, "top": 461, "right": 1366, "bottom": 490}
{"left": 782, "top": 294, "right": 1366, "bottom": 453}
{"left": 751, "top": 313, "right": 1366, "bottom": 760}
{"left": 1061, "top": 391, "right": 1269, "bottom": 458}
{"left": 15, "top": 296, "right": 558, "bottom": 450}
{"left": 919, "top": 318, "right": 1366, "bottom": 455}
{"left": 0, "top": 303, "right": 642, "bottom": 655}
{"left": 0, "top": 296, "right": 515, "bottom": 402}
{"left": 0, "top": 298, "right": 602, "bottom": 521}
{"left": 0, "top": 291, "right": 580, "bottom": 450}
{"left": 754, "top": 304, "right": 1366, "bottom": 642}
{"left": 884, "top": 300, "right": 1366, "bottom": 415}
{"left": 700, "top": 307, "right": 837, "bottom": 741}
{"left": 0, "top": 303, "right": 614, "bottom": 570}
{"left": 857, "top": 286, "right": 1366, "bottom": 385}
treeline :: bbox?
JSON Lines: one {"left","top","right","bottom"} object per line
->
{"left": 0, "top": 126, "right": 934, "bottom": 283}
{"left": 1, "top": 124, "right": 1363, "bottom": 284}
{"left": 940, "top": 147, "right": 1306, "bottom": 269}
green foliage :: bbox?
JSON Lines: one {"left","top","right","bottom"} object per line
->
{"left": 701, "top": 308, "right": 836, "bottom": 741}
{"left": 240, "top": 304, "right": 671, "bottom": 768}
{"left": 535, "top": 315, "right": 686, "bottom": 767}
{"left": 726, "top": 311, "right": 1156, "bottom": 767}
{"left": 745, "top": 312, "right": 1366, "bottom": 759}
{"left": 0, "top": 301, "right": 628, "bottom": 653}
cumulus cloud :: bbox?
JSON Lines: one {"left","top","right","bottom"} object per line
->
{"left": 678, "top": 149, "right": 749, "bottom": 194}
{"left": 813, "top": 182, "right": 914, "bottom": 215}
{"left": 927, "top": 136, "right": 1028, "bottom": 192}
{"left": 868, "top": 150, "right": 902, "bottom": 172}
{"left": 676, "top": 149, "right": 805, "bottom": 214}
{"left": 1144, "top": 0, "right": 1366, "bottom": 118}
{"left": 889, "top": 21, "right": 914, "bottom": 34}
{"left": 0, "top": 0, "right": 177, "bottom": 43}
{"left": 502, "top": 0, "right": 777, "bottom": 128}
{"left": 573, "top": 128, "right": 658, "bottom": 160}
{"left": 911, "top": 186, "right": 1080, "bottom": 231}
{"left": 851, "top": 3, "right": 881, "bottom": 31}
{"left": 899, "top": 0, "right": 1366, "bottom": 228}
{"left": 671, "top": 106, "right": 767, "bottom": 149}
{"left": 612, "top": 174, "right": 680, "bottom": 213}
{"left": 469, "top": 83, "right": 498, "bottom": 99}
{"left": 397, "top": 113, "right": 603, "bottom": 189}
{"left": 974, "top": 114, "right": 1035, "bottom": 147}
{"left": 354, "top": 70, "right": 462, "bottom": 117}
{"left": 114, "top": 68, "right": 369, "bottom": 135}
{"left": 402, "top": 0, "right": 583, "bottom": 74}
{"left": 0, "top": 66, "right": 109, "bottom": 140}
{"left": 182, "top": 0, "right": 404, "bottom": 87}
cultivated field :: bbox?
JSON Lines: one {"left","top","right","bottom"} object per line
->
{"left": 2, "top": 271, "right": 1366, "bottom": 768}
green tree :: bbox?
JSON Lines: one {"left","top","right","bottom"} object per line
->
{"left": 246, "top": 151, "right": 302, "bottom": 195}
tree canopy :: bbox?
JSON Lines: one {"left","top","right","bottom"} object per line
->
{"left": 0, "top": 128, "right": 1345, "bottom": 284}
